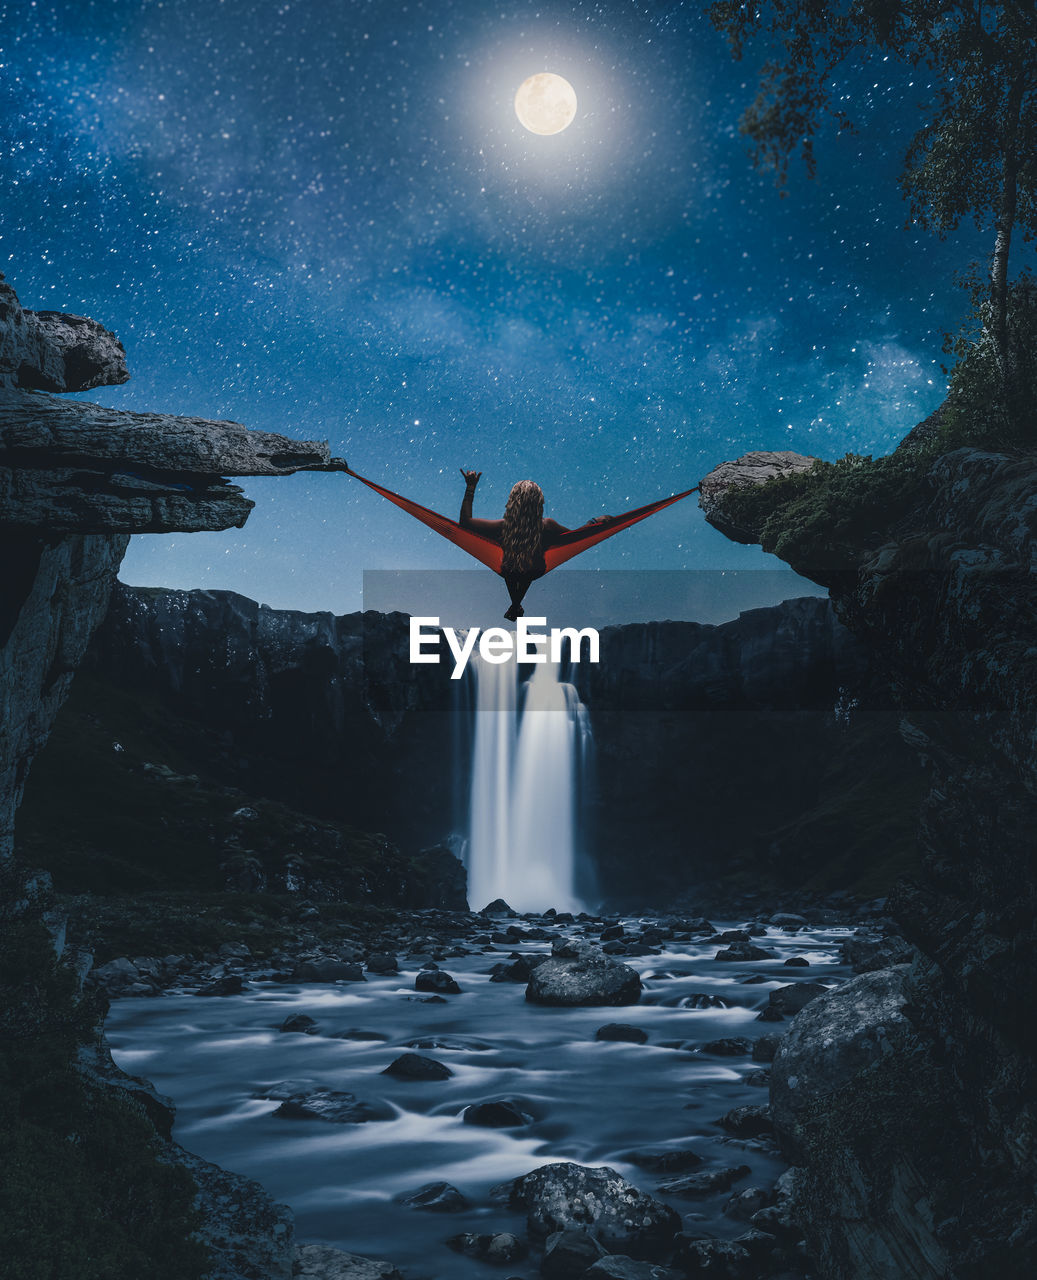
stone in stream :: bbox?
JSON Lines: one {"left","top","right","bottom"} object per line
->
{"left": 716, "top": 1104, "right": 774, "bottom": 1138}
{"left": 600, "top": 923, "right": 625, "bottom": 941}
{"left": 279, "top": 1014, "right": 319, "bottom": 1034}
{"left": 488, "top": 954, "right": 547, "bottom": 982}
{"left": 462, "top": 1097, "right": 533, "bottom": 1127}
{"left": 382, "top": 1052, "right": 452, "bottom": 1081}
{"left": 596, "top": 1023, "right": 648, "bottom": 1043}
{"left": 365, "top": 953, "right": 399, "bottom": 974}
{"left": 751, "top": 1034, "right": 782, "bottom": 1063}
{"left": 414, "top": 969, "right": 461, "bottom": 995}
{"left": 447, "top": 1232, "right": 527, "bottom": 1264}
{"left": 624, "top": 1147, "right": 703, "bottom": 1173}
{"left": 700, "top": 1037, "right": 752, "bottom": 1056}
{"left": 491, "top": 1163, "right": 680, "bottom": 1260}
{"left": 766, "top": 981, "right": 830, "bottom": 1014}
{"left": 657, "top": 1166, "right": 751, "bottom": 1198}
{"left": 294, "top": 1244, "right": 403, "bottom": 1280}
{"left": 291, "top": 959, "right": 366, "bottom": 983}
{"left": 395, "top": 1181, "right": 468, "bottom": 1212}
{"left": 255, "top": 1082, "right": 389, "bottom": 1124}
{"left": 723, "top": 1186, "right": 772, "bottom": 1222}
{"left": 540, "top": 1226, "right": 609, "bottom": 1277}
{"left": 672, "top": 1235, "right": 753, "bottom": 1278}
{"left": 331, "top": 1028, "right": 389, "bottom": 1042}
{"left": 480, "top": 898, "right": 518, "bottom": 916}
{"left": 770, "top": 913, "right": 808, "bottom": 929}
{"left": 585, "top": 1257, "right": 682, "bottom": 1279}
{"left": 195, "top": 975, "right": 245, "bottom": 996}
{"left": 405, "top": 1035, "right": 493, "bottom": 1052}
{"left": 714, "top": 943, "right": 775, "bottom": 962}
{"left": 783, "top": 956, "right": 810, "bottom": 967}
{"left": 525, "top": 946, "right": 642, "bottom": 1007}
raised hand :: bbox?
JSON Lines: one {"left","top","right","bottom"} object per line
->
{"left": 460, "top": 469, "right": 482, "bottom": 487}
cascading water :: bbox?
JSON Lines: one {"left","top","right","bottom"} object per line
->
{"left": 466, "top": 654, "right": 592, "bottom": 913}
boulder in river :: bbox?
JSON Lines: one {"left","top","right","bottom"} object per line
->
{"left": 657, "top": 1166, "right": 751, "bottom": 1198}
{"left": 492, "top": 1162, "right": 680, "bottom": 1260}
{"left": 672, "top": 1234, "right": 752, "bottom": 1277}
{"left": 382, "top": 1052, "right": 452, "bottom": 1081}
{"left": 366, "top": 953, "right": 399, "bottom": 974}
{"left": 293, "top": 1244, "right": 403, "bottom": 1279}
{"left": 585, "top": 1257, "right": 682, "bottom": 1279}
{"left": 195, "top": 975, "right": 246, "bottom": 996}
{"left": 480, "top": 898, "right": 518, "bottom": 916}
{"left": 462, "top": 1097, "right": 534, "bottom": 1127}
{"left": 279, "top": 1014, "right": 319, "bottom": 1034}
{"left": 395, "top": 1181, "right": 467, "bottom": 1212}
{"left": 256, "top": 1082, "right": 389, "bottom": 1124}
{"left": 526, "top": 947, "right": 642, "bottom": 1007}
{"left": 714, "top": 943, "right": 775, "bottom": 961}
{"left": 415, "top": 969, "right": 461, "bottom": 995}
{"left": 596, "top": 1023, "right": 648, "bottom": 1043}
{"left": 766, "top": 981, "right": 830, "bottom": 1014}
{"left": 716, "top": 1104, "right": 774, "bottom": 1138}
{"left": 447, "top": 1232, "right": 527, "bottom": 1264}
{"left": 541, "top": 1227, "right": 610, "bottom": 1277}
{"left": 291, "top": 959, "right": 365, "bottom": 983}
{"left": 700, "top": 1037, "right": 752, "bottom": 1056}
{"left": 624, "top": 1147, "right": 703, "bottom": 1173}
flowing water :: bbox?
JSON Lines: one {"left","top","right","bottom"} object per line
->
{"left": 106, "top": 920, "right": 853, "bottom": 1278}
{"left": 465, "top": 657, "right": 592, "bottom": 914}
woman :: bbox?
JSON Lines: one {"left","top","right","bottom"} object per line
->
{"left": 458, "top": 469, "right": 574, "bottom": 620}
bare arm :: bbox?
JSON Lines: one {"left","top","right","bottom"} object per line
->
{"left": 542, "top": 516, "right": 571, "bottom": 547}
{"left": 459, "top": 469, "right": 502, "bottom": 537}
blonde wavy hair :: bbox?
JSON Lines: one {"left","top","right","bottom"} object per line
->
{"left": 500, "top": 480, "right": 545, "bottom": 573}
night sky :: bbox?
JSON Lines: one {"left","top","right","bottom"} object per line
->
{"left": 2, "top": 0, "right": 987, "bottom": 615}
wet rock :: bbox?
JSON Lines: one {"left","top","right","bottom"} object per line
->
{"left": 751, "top": 1034, "right": 782, "bottom": 1063}
{"left": 257, "top": 1083, "right": 389, "bottom": 1124}
{"left": 463, "top": 1098, "right": 534, "bottom": 1127}
{"left": 678, "top": 993, "right": 727, "bottom": 1009}
{"left": 366, "top": 953, "right": 398, "bottom": 974}
{"left": 840, "top": 933, "right": 915, "bottom": 973}
{"left": 723, "top": 1187, "right": 772, "bottom": 1222}
{"left": 489, "top": 956, "right": 534, "bottom": 982}
{"left": 601, "top": 923, "right": 625, "bottom": 941}
{"left": 415, "top": 969, "right": 460, "bottom": 995}
{"left": 714, "top": 943, "right": 775, "bottom": 961}
{"left": 405, "top": 1035, "right": 492, "bottom": 1052}
{"left": 293, "top": 1244, "right": 402, "bottom": 1280}
{"left": 672, "top": 1235, "right": 753, "bottom": 1278}
{"left": 755, "top": 1007, "right": 785, "bottom": 1023}
{"left": 717, "top": 1105, "right": 773, "bottom": 1138}
{"left": 493, "top": 1163, "right": 680, "bottom": 1260}
{"left": 770, "top": 913, "right": 808, "bottom": 930}
{"left": 745, "top": 1070, "right": 771, "bottom": 1087}
{"left": 447, "top": 1232, "right": 527, "bottom": 1265}
{"left": 624, "top": 1148, "right": 703, "bottom": 1174}
{"left": 715, "top": 929, "right": 750, "bottom": 944}
{"left": 331, "top": 1029, "right": 388, "bottom": 1042}
{"left": 596, "top": 1023, "right": 648, "bottom": 1044}
{"left": 766, "top": 982, "right": 830, "bottom": 1015}
{"left": 783, "top": 956, "right": 810, "bottom": 967}
{"left": 700, "top": 1037, "right": 752, "bottom": 1056}
{"left": 481, "top": 898, "right": 518, "bottom": 916}
{"left": 657, "top": 1166, "right": 751, "bottom": 1198}
{"left": 585, "top": 1257, "right": 681, "bottom": 1278}
{"left": 541, "top": 1226, "right": 610, "bottom": 1277}
{"left": 526, "top": 949, "right": 642, "bottom": 1007}
{"left": 396, "top": 1181, "right": 467, "bottom": 1212}
{"left": 196, "top": 975, "right": 245, "bottom": 997}
{"left": 280, "top": 1014, "right": 319, "bottom": 1035}
{"left": 382, "top": 1052, "right": 452, "bottom": 1081}
{"left": 291, "top": 959, "right": 365, "bottom": 983}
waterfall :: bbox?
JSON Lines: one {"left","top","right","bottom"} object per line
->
{"left": 466, "top": 655, "right": 592, "bottom": 913}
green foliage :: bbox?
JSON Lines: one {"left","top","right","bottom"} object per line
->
{"left": 0, "top": 916, "right": 208, "bottom": 1280}
{"left": 718, "top": 452, "right": 931, "bottom": 572}
{"left": 940, "top": 269, "right": 1037, "bottom": 448}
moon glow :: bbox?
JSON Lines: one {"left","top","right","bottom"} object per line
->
{"left": 514, "top": 73, "right": 577, "bottom": 135}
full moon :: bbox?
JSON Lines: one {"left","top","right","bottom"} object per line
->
{"left": 514, "top": 73, "right": 577, "bottom": 135}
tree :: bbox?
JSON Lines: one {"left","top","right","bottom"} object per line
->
{"left": 709, "top": 1, "right": 1037, "bottom": 403}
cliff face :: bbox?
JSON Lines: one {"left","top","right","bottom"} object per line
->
{"left": 0, "top": 275, "right": 346, "bottom": 1280}
{"left": 20, "top": 584, "right": 923, "bottom": 905}
{"left": 699, "top": 444, "right": 1037, "bottom": 1276}
{"left": 0, "top": 273, "right": 339, "bottom": 860}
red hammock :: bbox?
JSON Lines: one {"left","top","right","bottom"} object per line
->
{"left": 343, "top": 463, "right": 697, "bottom": 574}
